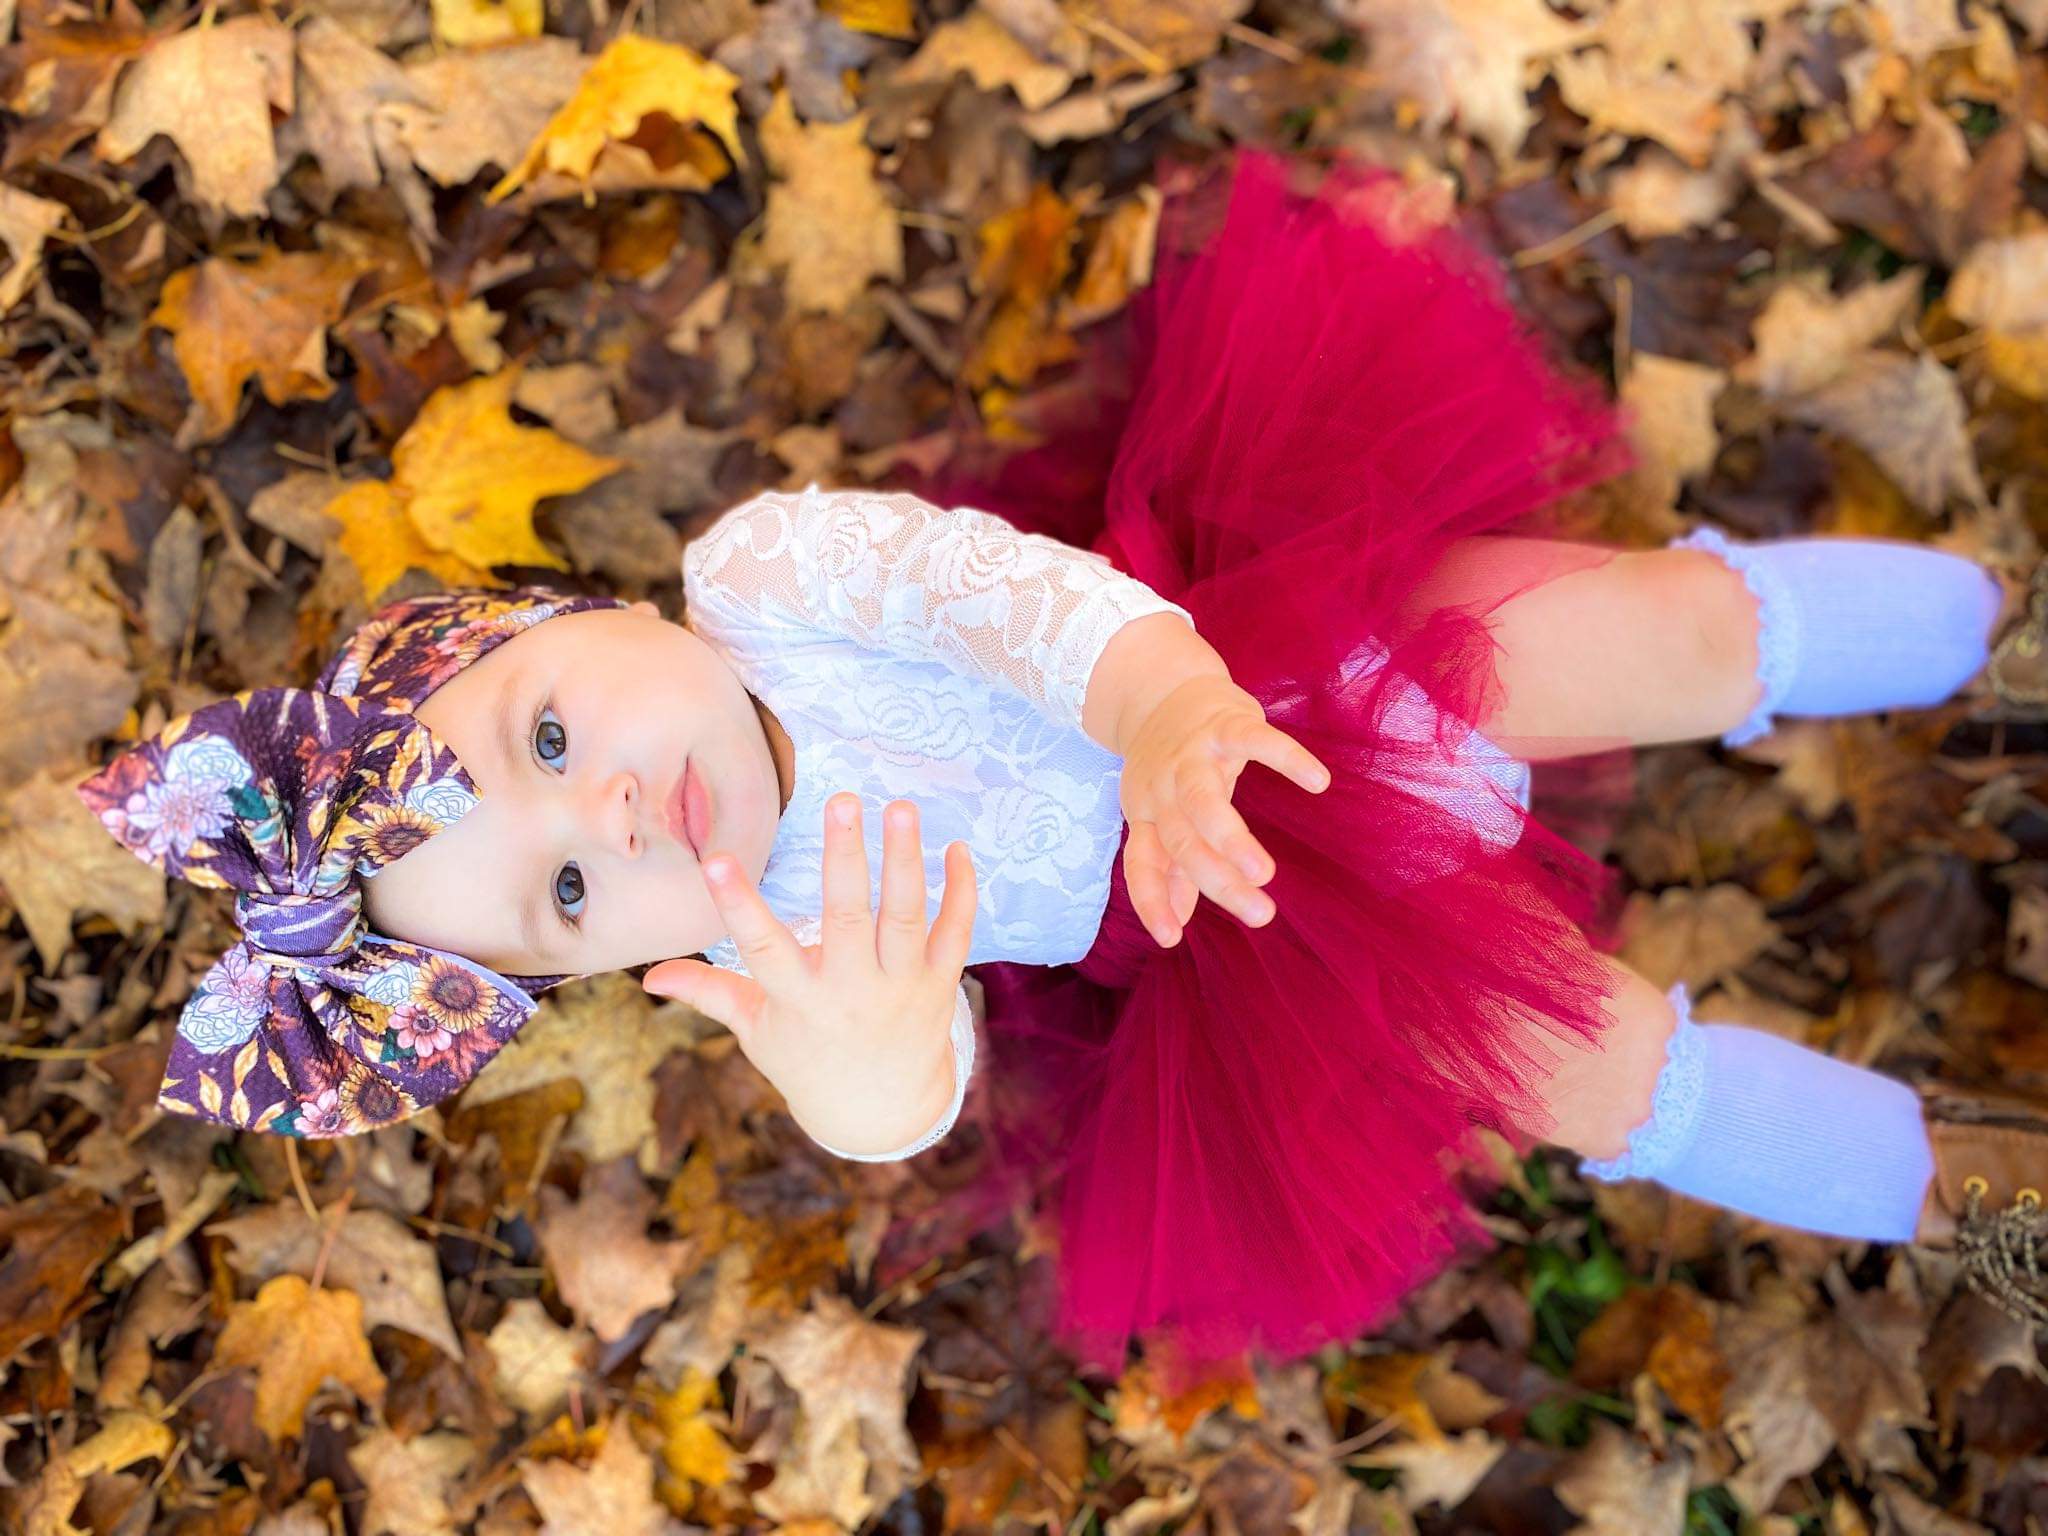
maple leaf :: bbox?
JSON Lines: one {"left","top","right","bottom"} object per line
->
{"left": 1552, "top": 50, "right": 1726, "bottom": 166}
{"left": 0, "top": 0, "right": 150, "bottom": 175}
{"left": 1330, "top": 0, "right": 1590, "bottom": 164}
{"left": 1791, "top": 352, "right": 1985, "bottom": 512}
{"left": 521, "top": 1412, "right": 672, "bottom": 1536}
{"left": 749, "top": 86, "right": 904, "bottom": 313}
{"left": 326, "top": 479, "right": 499, "bottom": 604}
{"left": 0, "top": 1186, "right": 122, "bottom": 1367}
{"left": 391, "top": 370, "right": 625, "bottom": 571}
{"left": 649, "top": 1367, "right": 737, "bottom": 1504}
{"left": 95, "top": 14, "right": 293, "bottom": 219}
{"left": 148, "top": 247, "right": 367, "bottom": 445}
{"left": 1620, "top": 353, "right": 1726, "bottom": 510}
{"left": 486, "top": 1297, "right": 589, "bottom": 1420}
{"left": 286, "top": 16, "right": 427, "bottom": 199}
{"left": 489, "top": 35, "right": 746, "bottom": 205}
{"left": 212, "top": 1274, "right": 388, "bottom": 1442}
{"left": 0, "top": 183, "right": 69, "bottom": 314}
{"left": 0, "top": 768, "right": 165, "bottom": 973}
{"left": 1736, "top": 268, "right": 1925, "bottom": 397}
{"left": 890, "top": 9, "right": 1076, "bottom": 111}
{"left": 348, "top": 1428, "right": 479, "bottom": 1536}
{"left": 1552, "top": 1421, "right": 1690, "bottom": 1536}
{"left": 712, "top": 0, "right": 884, "bottom": 123}
{"left": 535, "top": 1157, "right": 697, "bottom": 1343}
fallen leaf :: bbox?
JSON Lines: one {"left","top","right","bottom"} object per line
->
{"left": 0, "top": 183, "right": 68, "bottom": 313}
{"left": 387, "top": 369, "right": 625, "bottom": 573}
{"left": 649, "top": 1366, "right": 737, "bottom": 1502}
{"left": 520, "top": 1412, "right": 671, "bottom": 1536}
{"left": 889, "top": 8, "right": 1077, "bottom": 112}
{"left": 1331, "top": 0, "right": 1589, "bottom": 164}
{"left": 208, "top": 1203, "right": 463, "bottom": 1359}
{"left": 0, "top": 1185, "right": 122, "bottom": 1368}
{"left": 1947, "top": 230, "right": 2048, "bottom": 331}
{"left": 461, "top": 973, "right": 701, "bottom": 1170}
{"left": 327, "top": 478, "right": 501, "bottom": 604}
{"left": 0, "top": 0, "right": 150, "bottom": 174}
{"left": 431, "top": 0, "right": 541, "bottom": 48}
{"left": 745, "top": 1291, "right": 925, "bottom": 1527}
{"left": 1356, "top": 1427, "right": 1506, "bottom": 1514}
{"left": 489, "top": 35, "right": 745, "bottom": 205}
{"left": 1618, "top": 883, "right": 1780, "bottom": 991}
{"left": 95, "top": 15, "right": 294, "bottom": 219}
{"left": 0, "top": 768, "right": 165, "bottom": 972}
{"left": 1789, "top": 352, "right": 1985, "bottom": 512}
{"left": 1621, "top": 354, "right": 1725, "bottom": 509}
{"left": 287, "top": 17, "right": 426, "bottom": 199}
{"left": 1553, "top": 1420, "right": 1688, "bottom": 1536}
{"left": 148, "top": 247, "right": 365, "bottom": 445}
{"left": 349, "top": 1427, "right": 478, "bottom": 1536}
{"left": 713, "top": 0, "right": 883, "bottom": 123}
{"left": 535, "top": 1157, "right": 697, "bottom": 1343}
{"left": 1737, "top": 268, "right": 1925, "bottom": 397}
{"left": 1553, "top": 51, "right": 1725, "bottom": 166}
{"left": 210, "top": 1274, "right": 388, "bottom": 1441}
{"left": 748, "top": 86, "right": 903, "bottom": 313}
{"left": 486, "top": 1297, "right": 588, "bottom": 1420}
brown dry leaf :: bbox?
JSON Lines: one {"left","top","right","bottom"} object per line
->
{"left": 207, "top": 1203, "right": 461, "bottom": 1359}
{"left": 535, "top": 1157, "right": 697, "bottom": 1343}
{"left": 712, "top": 0, "right": 884, "bottom": 123}
{"left": 0, "top": 1185, "right": 122, "bottom": 1368}
{"left": 547, "top": 412, "right": 731, "bottom": 586}
{"left": 348, "top": 1427, "right": 478, "bottom": 1536}
{"left": 489, "top": 35, "right": 745, "bottom": 205}
{"left": 1789, "top": 352, "right": 1985, "bottom": 512}
{"left": 1606, "top": 148, "right": 1737, "bottom": 239}
{"left": 1737, "top": 268, "right": 1925, "bottom": 397}
{"left": 1552, "top": 52, "right": 1726, "bottom": 166}
{"left": 1595, "top": 0, "right": 1765, "bottom": 95}
{"left": 0, "top": 768, "right": 164, "bottom": 972}
{"left": 377, "top": 38, "right": 588, "bottom": 192}
{"left": 1621, "top": 354, "right": 1725, "bottom": 509}
{"left": 1553, "top": 1420, "right": 1688, "bottom": 1536}
{"left": 14, "top": 1411, "right": 174, "bottom": 1536}
{"left": 432, "top": 0, "right": 542, "bottom": 48}
{"left": 1617, "top": 883, "right": 1780, "bottom": 992}
{"left": 287, "top": 16, "right": 427, "bottom": 198}
{"left": 1948, "top": 230, "right": 2048, "bottom": 330}
{"left": 460, "top": 973, "right": 702, "bottom": 1171}
{"left": 520, "top": 1412, "right": 671, "bottom": 1536}
{"left": 1329, "top": 0, "right": 1589, "bottom": 164}
{"left": 1065, "top": 0, "right": 1251, "bottom": 84}
{"left": 749, "top": 86, "right": 904, "bottom": 313}
{"left": 327, "top": 479, "right": 501, "bottom": 604}
{"left": 745, "top": 1291, "right": 925, "bottom": 1527}
{"left": 1356, "top": 1428, "right": 1506, "bottom": 1514}
{"left": 1719, "top": 1280, "right": 1838, "bottom": 1512}
{"left": 486, "top": 1297, "right": 588, "bottom": 1420}
{"left": 212, "top": 1274, "right": 388, "bottom": 1442}
{"left": 389, "top": 369, "right": 625, "bottom": 572}
{"left": 0, "top": 0, "right": 151, "bottom": 174}
{"left": 95, "top": 15, "right": 294, "bottom": 219}
{"left": 148, "top": 248, "right": 366, "bottom": 445}
{"left": 0, "top": 183, "right": 69, "bottom": 313}
{"left": 889, "top": 7, "right": 1076, "bottom": 112}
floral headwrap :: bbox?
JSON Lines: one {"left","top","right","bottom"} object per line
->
{"left": 78, "top": 586, "right": 632, "bottom": 1137}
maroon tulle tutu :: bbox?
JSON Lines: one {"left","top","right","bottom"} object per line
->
{"left": 884, "top": 146, "right": 1642, "bottom": 1394}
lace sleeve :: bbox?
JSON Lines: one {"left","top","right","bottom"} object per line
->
{"left": 702, "top": 918, "right": 979, "bottom": 1163}
{"left": 683, "top": 481, "right": 1196, "bottom": 732}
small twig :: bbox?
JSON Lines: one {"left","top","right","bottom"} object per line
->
{"left": 0, "top": 1039, "right": 134, "bottom": 1059}
{"left": 307, "top": 1188, "right": 355, "bottom": 1292}
{"left": 1509, "top": 207, "right": 1621, "bottom": 269}
{"left": 284, "top": 1138, "right": 320, "bottom": 1226}
{"left": 1222, "top": 21, "right": 1305, "bottom": 63}
{"left": 1069, "top": 9, "right": 1171, "bottom": 74}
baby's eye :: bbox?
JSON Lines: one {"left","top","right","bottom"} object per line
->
{"left": 554, "top": 861, "right": 585, "bottom": 922}
{"left": 534, "top": 706, "right": 568, "bottom": 767}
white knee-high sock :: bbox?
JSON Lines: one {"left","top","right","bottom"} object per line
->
{"left": 1581, "top": 983, "right": 1935, "bottom": 1241}
{"left": 1676, "top": 527, "right": 2002, "bottom": 747}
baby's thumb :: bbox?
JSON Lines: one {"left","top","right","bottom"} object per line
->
{"left": 643, "top": 959, "right": 749, "bottom": 1033}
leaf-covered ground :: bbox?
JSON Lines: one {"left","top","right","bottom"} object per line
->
{"left": 5, "top": 0, "right": 2048, "bottom": 1531}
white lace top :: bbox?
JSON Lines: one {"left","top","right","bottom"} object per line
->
{"left": 681, "top": 483, "right": 1196, "bottom": 1161}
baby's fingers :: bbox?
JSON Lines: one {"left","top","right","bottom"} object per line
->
{"left": 1123, "top": 821, "right": 1182, "bottom": 947}
{"left": 925, "top": 840, "right": 978, "bottom": 976}
{"left": 643, "top": 956, "right": 766, "bottom": 1045}
{"left": 1235, "top": 717, "right": 1331, "bottom": 796}
{"left": 1185, "top": 768, "right": 1273, "bottom": 886}
{"left": 1158, "top": 806, "right": 1273, "bottom": 928}
{"left": 700, "top": 854, "right": 807, "bottom": 994}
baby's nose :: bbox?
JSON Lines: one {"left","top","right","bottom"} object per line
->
{"left": 602, "top": 770, "right": 644, "bottom": 857}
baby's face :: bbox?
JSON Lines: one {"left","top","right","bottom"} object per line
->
{"left": 360, "top": 603, "right": 782, "bottom": 977}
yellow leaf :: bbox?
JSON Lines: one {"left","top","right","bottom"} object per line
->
{"left": 819, "top": 0, "right": 917, "bottom": 38}
{"left": 649, "top": 1366, "right": 735, "bottom": 1508}
{"left": 431, "top": 0, "right": 542, "bottom": 48}
{"left": 489, "top": 36, "right": 744, "bottom": 204}
{"left": 327, "top": 480, "right": 501, "bottom": 605}
{"left": 391, "top": 371, "right": 625, "bottom": 571}
{"left": 148, "top": 247, "right": 366, "bottom": 444}
{"left": 753, "top": 87, "right": 903, "bottom": 314}
{"left": 1985, "top": 328, "right": 2048, "bottom": 402}
{"left": 214, "top": 1275, "right": 387, "bottom": 1442}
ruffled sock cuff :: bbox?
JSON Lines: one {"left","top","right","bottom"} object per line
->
{"left": 1670, "top": 527, "right": 1797, "bottom": 749}
{"left": 1581, "top": 982, "right": 1703, "bottom": 1183}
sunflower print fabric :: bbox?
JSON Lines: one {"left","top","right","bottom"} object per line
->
{"left": 77, "top": 585, "right": 630, "bottom": 1137}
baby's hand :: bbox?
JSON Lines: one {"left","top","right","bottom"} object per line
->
{"left": 640, "top": 793, "right": 976, "bottom": 1157}
{"left": 1117, "top": 675, "right": 1330, "bottom": 949}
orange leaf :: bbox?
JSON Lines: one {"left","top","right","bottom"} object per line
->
{"left": 213, "top": 1274, "right": 387, "bottom": 1442}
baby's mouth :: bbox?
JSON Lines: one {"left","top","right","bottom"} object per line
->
{"left": 666, "top": 756, "right": 713, "bottom": 858}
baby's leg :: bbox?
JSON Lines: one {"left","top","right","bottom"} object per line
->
{"left": 1429, "top": 533, "right": 2005, "bottom": 758}
{"left": 1519, "top": 954, "right": 1935, "bottom": 1241}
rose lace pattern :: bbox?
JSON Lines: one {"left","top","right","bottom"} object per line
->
{"left": 1675, "top": 527, "right": 1797, "bottom": 749}
{"left": 684, "top": 484, "right": 1195, "bottom": 1160}
{"left": 1581, "top": 982, "right": 1708, "bottom": 1183}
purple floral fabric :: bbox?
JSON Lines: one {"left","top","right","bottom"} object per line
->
{"left": 78, "top": 586, "right": 630, "bottom": 1136}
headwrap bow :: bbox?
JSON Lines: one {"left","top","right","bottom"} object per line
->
{"left": 78, "top": 586, "right": 630, "bottom": 1137}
